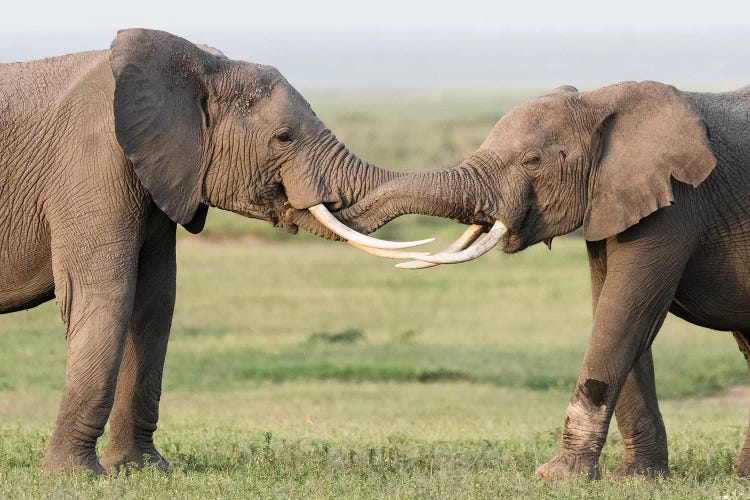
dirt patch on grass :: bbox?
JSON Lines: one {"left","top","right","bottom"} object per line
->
{"left": 693, "top": 386, "right": 750, "bottom": 407}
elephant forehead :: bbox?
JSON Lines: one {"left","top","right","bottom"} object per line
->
{"left": 247, "top": 83, "right": 319, "bottom": 131}
{"left": 488, "top": 99, "right": 572, "bottom": 149}
{"left": 216, "top": 63, "right": 277, "bottom": 103}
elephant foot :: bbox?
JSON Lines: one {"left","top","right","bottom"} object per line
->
{"left": 536, "top": 452, "right": 600, "bottom": 479}
{"left": 613, "top": 459, "right": 669, "bottom": 478}
{"left": 734, "top": 448, "right": 750, "bottom": 478}
{"left": 101, "top": 446, "right": 171, "bottom": 474}
{"left": 42, "top": 446, "right": 105, "bottom": 476}
{"left": 615, "top": 423, "right": 669, "bottom": 478}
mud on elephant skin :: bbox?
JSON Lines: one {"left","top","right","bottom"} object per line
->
{"left": 0, "top": 29, "right": 430, "bottom": 474}
{"left": 339, "top": 82, "right": 750, "bottom": 478}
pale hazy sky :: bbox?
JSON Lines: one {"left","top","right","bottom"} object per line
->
{"left": 2, "top": 0, "right": 749, "bottom": 88}
{"left": 3, "top": 0, "right": 750, "bottom": 33}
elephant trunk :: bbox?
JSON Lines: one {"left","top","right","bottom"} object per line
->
{"left": 336, "top": 151, "right": 499, "bottom": 234}
{"left": 319, "top": 135, "right": 405, "bottom": 211}
{"left": 283, "top": 133, "right": 406, "bottom": 239}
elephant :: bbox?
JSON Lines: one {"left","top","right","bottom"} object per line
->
{"left": 337, "top": 81, "right": 750, "bottom": 478}
{"left": 0, "top": 28, "right": 432, "bottom": 474}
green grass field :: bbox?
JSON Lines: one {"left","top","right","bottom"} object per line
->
{"left": 2, "top": 89, "right": 750, "bottom": 498}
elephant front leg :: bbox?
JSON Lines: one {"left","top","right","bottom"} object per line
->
{"left": 612, "top": 347, "right": 668, "bottom": 477}
{"left": 536, "top": 243, "right": 682, "bottom": 479}
{"left": 730, "top": 330, "right": 750, "bottom": 477}
{"left": 535, "top": 375, "right": 613, "bottom": 479}
{"left": 43, "top": 276, "right": 137, "bottom": 474}
{"left": 101, "top": 216, "right": 176, "bottom": 473}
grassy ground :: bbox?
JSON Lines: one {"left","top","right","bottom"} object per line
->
{"left": 2, "top": 89, "right": 750, "bottom": 498}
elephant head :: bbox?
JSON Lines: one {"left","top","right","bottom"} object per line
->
{"left": 337, "top": 82, "right": 717, "bottom": 265}
{"left": 109, "top": 29, "right": 432, "bottom": 249}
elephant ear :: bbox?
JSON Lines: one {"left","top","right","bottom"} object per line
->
{"left": 582, "top": 81, "right": 716, "bottom": 241}
{"left": 110, "top": 28, "right": 221, "bottom": 228}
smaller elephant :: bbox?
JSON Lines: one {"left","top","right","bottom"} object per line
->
{"left": 339, "top": 82, "right": 750, "bottom": 478}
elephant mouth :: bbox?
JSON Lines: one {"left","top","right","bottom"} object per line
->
{"left": 502, "top": 202, "right": 561, "bottom": 254}
{"left": 501, "top": 232, "right": 529, "bottom": 254}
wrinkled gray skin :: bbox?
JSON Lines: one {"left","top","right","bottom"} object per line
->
{"left": 340, "top": 82, "right": 750, "bottom": 478}
{"left": 0, "top": 29, "right": 399, "bottom": 474}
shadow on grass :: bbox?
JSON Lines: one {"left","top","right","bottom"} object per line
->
{"left": 164, "top": 338, "right": 580, "bottom": 393}
{"left": 164, "top": 331, "right": 750, "bottom": 400}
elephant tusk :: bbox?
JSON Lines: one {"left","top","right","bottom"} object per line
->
{"left": 308, "top": 204, "right": 435, "bottom": 250}
{"left": 347, "top": 241, "right": 432, "bottom": 260}
{"left": 393, "top": 224, "right": 485, "bottom": 269}
{"left": 395, "top": 221, "right": 507, "bottom": 267}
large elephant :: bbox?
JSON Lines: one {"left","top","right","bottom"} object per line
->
{"left": 338, "top": 82, "right": 750, "bottom": 478}
{"left": 0, "top": 29, "right": 430, "bottom": 474}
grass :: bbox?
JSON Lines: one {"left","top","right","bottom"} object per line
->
{"left": 1, "top": 89, "right": 750, "bottom": 498}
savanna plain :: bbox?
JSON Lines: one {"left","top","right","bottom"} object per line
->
{"left": 2, "top": 89, "right": 750, "bottom": 498}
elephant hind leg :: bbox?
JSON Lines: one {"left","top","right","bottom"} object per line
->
{"left": 732, "top": 330, "right": 750, "bottom": 477}
{"left": 612, "top": 348, "right": 669, "bottom": 477}
{"left": 101, "top": 213, "right": 176, "bottom": 474}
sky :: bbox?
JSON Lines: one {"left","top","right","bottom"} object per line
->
{"left": 2, "top": 0, "right": 750, "bottom": 33}
{"left": 1, "top": 0, "right": 749, "bottom": 88}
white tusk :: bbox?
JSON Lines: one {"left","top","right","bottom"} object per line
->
{"left": 394, "top": 224, "right": 485, "bottom": 269}
{"left": 348, "top": 241, "right": 431, "bottom": 260}
{"left": 395, "top": 221, "right": 507, "bottom": 267}
{"left": 308, "top": 204, "right": 435, "bottom": 250}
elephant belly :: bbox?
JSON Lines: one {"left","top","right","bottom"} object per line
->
{"left": 672, "top": 246, "right": 750, "bottom": 332}
{"left": 0, "top": 217, "right": 54, "bottom": 314}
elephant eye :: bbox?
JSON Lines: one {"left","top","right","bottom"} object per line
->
{"left": 274, "top": 131, "right": 294, "bottom": 144}
{"left": 522, "top": 151, "right": 542, "bottom": 167}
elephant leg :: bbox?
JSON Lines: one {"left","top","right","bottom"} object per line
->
{"left": 536, "top": 237, "right": 683, "bottom": 480}
{"left": 731, "top": 330, "right": 750, "bottom": 477}
{"left": 43, "top": 251, "right": 139, "bottom": 474}
{"left": 585, "top": 241, "right": 664, "bottom": 475}
{"left": 612, "top": 348, "right": 668, "bottom": 477}
{"left": 101, "top": 214, "right": 176, "bottom": 473}
{"left": 586, "top": 241, "right": 668, "bottom": 476}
